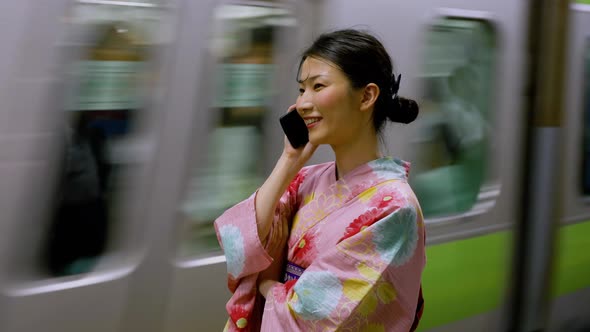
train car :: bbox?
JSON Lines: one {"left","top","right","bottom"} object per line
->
{"left": 547, "top": 3, "right": 590, "bottom": 331}
{"left": 0, "top": 0, "right": 587, "bottom": 331}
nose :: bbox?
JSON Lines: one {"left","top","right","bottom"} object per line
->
{"left": 297, "top": 101, "right": 313, "bottom": 115}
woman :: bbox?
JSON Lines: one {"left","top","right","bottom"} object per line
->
{"left": 215, "top": 29, "right": 425, "bottom": 331}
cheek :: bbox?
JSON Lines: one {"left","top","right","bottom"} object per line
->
{"left": 315, "top": 92, "right": 338, "bottom": 108}
{"left": 315, "top": 89, "right": 347, "bottom": 114}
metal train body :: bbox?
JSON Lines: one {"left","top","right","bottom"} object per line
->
{"left": 0, "top": 0, "right": 588, "bottom": 331}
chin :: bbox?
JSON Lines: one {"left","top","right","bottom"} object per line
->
{"left": 308, "top": 134, "right": 327, "bottom": 146}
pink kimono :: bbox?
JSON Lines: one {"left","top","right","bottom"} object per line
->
{"left": 215, "top": 157, "right": 426, "bottom": 331}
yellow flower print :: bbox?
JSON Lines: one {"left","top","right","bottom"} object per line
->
{"left": 342, "top": 263, "right": 397, "bottom": 317}
{"left": 304, "top": 207, "right": 328, "bottom": 224}
{"left": 303, "top": 192, "right": 315, "bottom": 205}
{"left": 357, "top": 290, "right": 379, "bottom": 316}
{"left": 333, "top": 183, "right": 352, "bottom": 201}
{"left": 291, "top": 213, "right": 302, "bottom": 231}
{"left": 357, "top": 263, "right": 380, "bottom": 281}
{"left": 343, "top": 278, "right": 372, "bottom": 301}
{"left": 376, "top": 282, "right": 396, "bottom": 304}
{"left": 301, "top": 193, "right": 336, "bottom": 222}
{"left": 358, "top": 186, "right": 378, "bottom": 203}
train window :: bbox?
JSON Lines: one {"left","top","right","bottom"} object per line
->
{"left": 41, "top": 3, "right": 167, "bottom": 276}
{"left": 581, "top": 40, "right": 590, "bottom": 195}
{"left": 177, "top": 4, "right": 293, "bottom": 258}
{"left": 412, "top": 18, "right": 496, "bottom": 218}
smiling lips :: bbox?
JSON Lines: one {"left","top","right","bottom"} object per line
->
{"left": 304, "top": 117, "right": 322, "bottom": 128}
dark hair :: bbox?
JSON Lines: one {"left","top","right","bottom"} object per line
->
{"left": 298, "top": 29, "right": 418, "bottom": 133}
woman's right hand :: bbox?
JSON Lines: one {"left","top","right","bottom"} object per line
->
{"left": 281, "top": 104, "right": 318, "bottom": 171}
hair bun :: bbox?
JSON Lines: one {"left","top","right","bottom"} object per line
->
{"left": 387, "top": 97, "right": 419, "bottom": 124}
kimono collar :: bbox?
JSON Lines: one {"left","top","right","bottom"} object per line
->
{"left": 337, "top": 157, "right": 410, "bottom": 185}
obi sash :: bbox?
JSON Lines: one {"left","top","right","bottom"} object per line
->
{"left": 283, "top": 261, "right": 305, "bottom": 282}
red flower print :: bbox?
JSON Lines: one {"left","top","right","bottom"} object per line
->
{"left": 369, "top": 190, "right": 403, "bottom": 209}
{"left": 403, "top": 161, "right": 411, "bottom": 178}
{"left": 292, "top": 231, "right": 317, "bottom": 266}
{"left": 339, "top": 208, "right": 382, "bottom": 243}
{"left": 288, "top": 170, "right": 307, "bottom": 198}
{"left": 284, "top": 279, "right": 297, "bottom": 293}
{"left": 274, "top": 279, "right": 298, "bottom": 303}
{"left": 229, "top": 304, "right": 250, "bottom": 330}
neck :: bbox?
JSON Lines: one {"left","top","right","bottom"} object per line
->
{"left": 332, "top": 131, "right": 381, "bottom": 180}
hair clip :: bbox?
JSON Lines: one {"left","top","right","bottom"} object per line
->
{"left": 392, "top": 74, "right": 402, "bottom": 98}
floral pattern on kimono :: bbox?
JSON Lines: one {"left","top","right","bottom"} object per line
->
{"left": 215, "top": 157, "right": 426, "bottom": 331}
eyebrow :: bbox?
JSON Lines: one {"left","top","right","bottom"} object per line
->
{"left": 297, "top": 74, "right": 328, "bottom": 84}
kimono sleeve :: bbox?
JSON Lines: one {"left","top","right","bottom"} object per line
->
{"left": 214, "top": 193, "right": 273, "bottom": 281}
{"left": 215, "top": 170, "right": 307, "bottom": 331}
{"left": 214, "top": 169, "right": 305, "bottom": 281}
{"left": 260, "top": 200, "right": 425, "bottom": 332}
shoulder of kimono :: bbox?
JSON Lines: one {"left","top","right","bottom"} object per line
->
{"left": 297, "top": 162, "right": 333, "bottom": 186}
{"left": 300, "top": 161, "right": 333, "bottom": 175}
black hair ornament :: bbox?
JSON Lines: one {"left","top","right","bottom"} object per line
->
{"left": 391, "top": 73, "right": 401, "bottom": 99}
{"left": 387, "top": 73, "right": 418, "bottom": 124}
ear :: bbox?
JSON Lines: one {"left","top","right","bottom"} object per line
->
{"left": 360, "top": 83, "right": 380, "bottom": 112}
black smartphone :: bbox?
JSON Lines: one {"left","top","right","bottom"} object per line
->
{"left": 279, "top": 110, "right": 309, "bottom": 149}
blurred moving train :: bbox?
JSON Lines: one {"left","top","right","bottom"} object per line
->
{"left": 0, "top": 0, "right": 589, "bottom": 331}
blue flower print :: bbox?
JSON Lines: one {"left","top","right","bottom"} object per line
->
{"left": 372, "top": 206, "right": 418, "bottom": 266}
{"left": 369, "top": 157, "right": 408, "bottom": 180}
{"left": 218, "top": 225, "right": 246, "bottom": 278}
{"left": 292, "top": 271, "right": 343, "bottom": 320}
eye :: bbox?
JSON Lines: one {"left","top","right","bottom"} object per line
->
{"left": 313, "top": 83, "right": 325, "bottom": 90}
{"left": 298, "top": 88, "right": 305, "bottom": 95}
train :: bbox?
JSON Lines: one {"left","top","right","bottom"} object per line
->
{"left": 0, "top": 0, "right": 588, "bottom": 331}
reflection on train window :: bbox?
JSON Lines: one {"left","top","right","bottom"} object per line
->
{"left": 412, "top": 18, "right": 495, "bottom": 218}
{"left": 178, "top": 5, "right": 293, "bottom": 257}
{"left": 581, "top": 40, "right": 590, "bottom": 195}
{"left": 42, "top": 3, "right": 166, "bottom": 276}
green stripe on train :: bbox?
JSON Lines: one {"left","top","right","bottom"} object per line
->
{"left": 417, "top": 221, "right": 590, "bottom": 331}
{"left": 576, "top": 0, "right": 590, "bottom": 4}
{"left": 417, "top": 231, "right": 511, "bottom": 331}
{"left": 551, "top": 221, "right": 590, "bottom": 297}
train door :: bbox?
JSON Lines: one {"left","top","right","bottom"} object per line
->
{"left": 113, "top": 1, "right": 317, "bottom": 331}
{"left": 310, "top": 1, "right": 527, "bottom": 331}
{"left": 547, "top": 3, "right": 590, "bottom": 331}
{"left": 0, "top": 0, "right": 176, "bottom": 331}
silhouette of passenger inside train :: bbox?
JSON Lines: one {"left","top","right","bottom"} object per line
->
{"left": 43, "top": 22, "right": 141, "bottom": 276}
{"left": 44, "top": 112, "right": 110, "bottom": 276}
{"left": 413, "top": 64, "right": 488, "bottom": 216}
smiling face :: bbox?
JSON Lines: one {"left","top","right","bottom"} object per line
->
{"left": 296, "top": 57, "right": 369, "bottom": 147}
